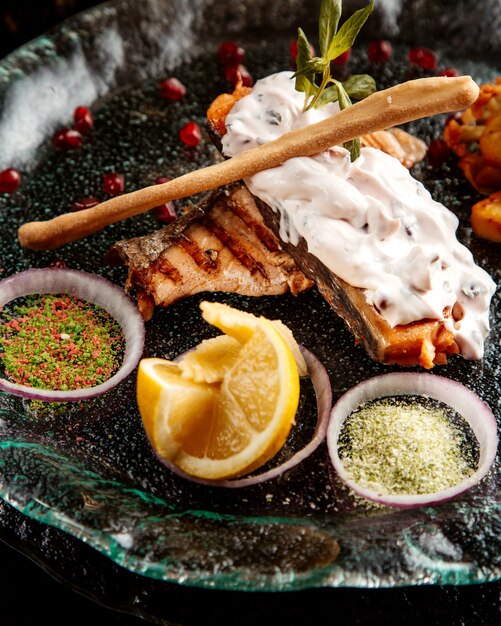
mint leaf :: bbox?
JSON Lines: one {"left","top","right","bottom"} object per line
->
{"left": 319, "top": 0, "right": 342, "bottom": 58}
{"left": 335, "top": 81, "right": 352, "bottom": 110}
{"left": 327, "top": 0, "right": 375, "bottom": 61}
{"left": 292, "top": 57, "right": 329, "bottom": 79}
{"left": 314, "top": 84, "right": 339, "bottom": 108}
{"left": 294, "top": 0, "right": 375, "bottom": 160}
{"left": 344, "top": 138, "right": 361, "bottom": 161}
{"left": 335, "top": 81, "right": 361, "bottom": 160}
{"left": 294, "top": 28, "right": 315, "bottom": 97}
{"left": 343, "top": 74, "right": 376, "bottom": 100}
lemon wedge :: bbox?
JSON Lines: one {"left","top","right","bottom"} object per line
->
{"left": 177, "top": 335, "right": 242, "bottom": 383}
{"left": 200, "top": 301, "right": 307, "bottom": 376}
{"left": 136, "top": 302, "right": 301, "bottom": 480}
{"left": 137, "top": 359, "right": 218, "bottom": 461}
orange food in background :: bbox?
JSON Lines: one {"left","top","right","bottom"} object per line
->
{"left": 443, "top": 78, "right": 501, "bottom": 241}
{"left": 206, "top": 77, "right": 252, "bottom": 137}
{"left": 471, "top": 191, "right": 501, "bottom": 243}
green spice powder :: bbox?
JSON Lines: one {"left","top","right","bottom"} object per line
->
{"left": 338, "top": 397, "right": 476, "bottom": 496}
{"left": 0, "top": 294, "right": 125, "bottom": 391}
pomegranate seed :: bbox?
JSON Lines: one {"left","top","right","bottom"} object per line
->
{"left": 179, "top": 121, "right": 202, "bottom": 147}
{"left": 71, "top": 196, "right": 100, "bottom": 212}
{"left": 224, "top": 63, "right": 253, "bottom": 87}
{"left": 331, "top": 49, "right": 351, "bottom": 65}
{"left": 53, "top": 128, "right": 83, "bottom": 150}
{"left": 289, "top": 40, "right": 316, "bottom": 62}
{"left": 217, "top": 41, "right": 245, "bottom": 65}
{"left": 0, "top": 168, "right": 21, "bottom": 193}
{"left": 368, "top": 40, "right": 392, "bottom": 63}
{"left": 239, "top": 66, "right": 254, "bottom": 87}
{"left": 48, "top": 259, "right": 67, "bottom": 269}
{"left": 103, "top": 172, "right": 124, "bottom": 195}
{"left": 159, "top": 77, "right": 187, "bottom": 101}
{"left": 427, "top": 139, "right": 451, "bottom": 167}
{"left": 153, "top": 176, "right": 176, "bottom": 223}
{"left": 437, "top": 67, "right": 461, "bottom": 77}
{"left": 73, "top": 106, "right": 94, "bottom": 134}
{"left": 154, "top": 203, "right": 177, "bottom": 224}
{"left": 408, "top": 47, "right": 437, "bottom": 71}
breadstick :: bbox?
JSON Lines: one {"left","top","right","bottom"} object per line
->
{"left": 18, "top": 76, "right": 479, "bottom": 250}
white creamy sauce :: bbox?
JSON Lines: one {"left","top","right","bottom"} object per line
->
{"left": 222, "top": 71, "right": 496, "bottom": 359}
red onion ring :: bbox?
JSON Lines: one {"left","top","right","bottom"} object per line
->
{"left": 157, "top": 346, "right": 331, "bottom": 487}
{"left": 0, "top": 268, "right": 145, "bottom": 402}
{"left": 327, "top": 372, "right": 498, "bottom": 508}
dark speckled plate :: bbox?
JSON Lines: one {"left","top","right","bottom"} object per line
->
{"left": 0, "top": 0, "right": 499, "bottom": 592}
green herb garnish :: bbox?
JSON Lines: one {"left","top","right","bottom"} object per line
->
{"left": 293, "top": 0, "right": 376, "bottom": 160}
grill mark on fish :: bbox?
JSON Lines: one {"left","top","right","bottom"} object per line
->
{"left": 228, "top": 198, "right": 281, "bottom": 252}
{"left": 109, "top": 184, "right": 313, "bottom": 319}
{"left": 177, "top": 234, "right": 219, "bottom": 272}
{"left": 154, "top": 257, "right": 182, "bottom": 281}
{"left": 203, "top": 216, "right": 269, "bottom": 279}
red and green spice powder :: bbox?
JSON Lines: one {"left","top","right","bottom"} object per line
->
{"left": 0, "top": 294, "right": 125, "bottom": 390}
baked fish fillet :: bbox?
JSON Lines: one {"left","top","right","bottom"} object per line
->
{"left": 109, "top": 184, "right": 313, "bottom": 320}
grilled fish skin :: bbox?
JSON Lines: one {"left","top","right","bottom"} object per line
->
{"left": 109, "top": 185, "right": 313, "bottom": 320}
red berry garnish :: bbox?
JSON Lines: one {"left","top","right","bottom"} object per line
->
{"left": 153, "top": 176, "right": 177, "bottom": 224}
{"left": 427, "top": 139, "right": 451, "bottom": 167}
{"left": 73, "top": 106, "right": 94, "bottom": 134}
{"left": 103, "top": 172, "right": 124, "bottom": 195}
{"left": 368, "top": 40, "right": 393, "bottom": 63}
{"left": 159, "top": 77, "right": 187, "bottom": 101}
{"left": 224, "top": 63, "right": 253, "bottom": 87}
{"left": 331, "top": 49, "right": 351, "bottom": 65}
{"left": 0, "top": 168, "right": 21, "bottom": 193}
{"left": 71, "top": 196, "right": 100, "bottom": 212}
{"left": 48, "top": 259, "right": 67, "bottom": 269}
{"left": 53, "top": 128, "right": 83, "bottom": 150}
{"left": 179, "top": 121, "right": 202, "bottom": 147}
{"left": 437, "top": 67, "right": 461, "bottom": 77}
{"left": 217, "top": 41, "right": 245, "bottom": 65}
{"left": 152, "top": 176, "right": 176, "bottom": 224}
{"left": 154, "top": 203, "right": 177, "bottom": 224}
{"left": 289, "top": 40, "right": 316, "bottom": 63}
{"left": 408, "top": 47, "right": 437, "bottom": 71}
